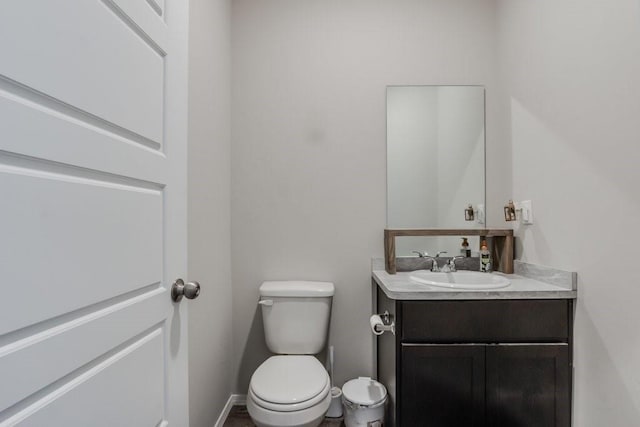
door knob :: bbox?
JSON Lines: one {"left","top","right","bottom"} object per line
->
{"left": 171, "top": 279, "right": 201, "bottom": 302}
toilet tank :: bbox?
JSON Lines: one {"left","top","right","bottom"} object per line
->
{"left": 259, "top": 281, "right": 334, "bottom": 354}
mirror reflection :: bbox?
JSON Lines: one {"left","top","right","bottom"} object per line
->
{"left": 387, "top": 86, "right": 486, "bottom": 256}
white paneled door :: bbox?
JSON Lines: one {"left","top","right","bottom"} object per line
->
{"left": 0, "top": 1, "right": 191, "bottom": 426}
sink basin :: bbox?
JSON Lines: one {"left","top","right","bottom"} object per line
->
{"left": 409, "top": 270, "right": 511, "bottom": 290}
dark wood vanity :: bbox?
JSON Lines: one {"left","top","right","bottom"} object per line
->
{"left": 376, "top": 288, "right": 573, "bottom": 427}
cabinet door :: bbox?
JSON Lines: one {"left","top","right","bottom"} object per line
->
{"left": 486, "top": 344, "right": 570, "bottom": 427}
{"left": 400, "top": 344, "right": 485, "bottom": 427}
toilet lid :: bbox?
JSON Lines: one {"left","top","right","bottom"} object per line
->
{"left": 250, "top": 355, "right": 328, "bottom": 405}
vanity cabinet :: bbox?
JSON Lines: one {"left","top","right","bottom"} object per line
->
{"left": 376, "top": 289, "right": 573, "bottom": 427}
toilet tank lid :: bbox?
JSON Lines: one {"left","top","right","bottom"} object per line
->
{"left": 260, "top": 281, "right": 335, "bottom": 297}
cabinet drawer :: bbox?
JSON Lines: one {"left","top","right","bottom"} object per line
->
{"left": 401, "top": 300, "right": 570, "bottom": 342}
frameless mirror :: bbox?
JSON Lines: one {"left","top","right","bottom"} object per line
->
{"left": 387, "top": 86, "right": 486, "bottom": 256}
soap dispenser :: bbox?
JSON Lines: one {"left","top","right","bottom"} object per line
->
{"left": 480, "top": 240, "right": 491, "bottom": 272}
{"left": 461, "top": 238, "right": 471, "bottom": 257}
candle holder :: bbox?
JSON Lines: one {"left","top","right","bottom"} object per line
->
{"left": 464, "top": 204, "right": 475, "bottom": 221}
{"left": 504, "top": 200, "right": 516, "bottom": 222}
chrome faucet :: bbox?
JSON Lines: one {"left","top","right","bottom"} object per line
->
{"left": 413, "top": 251, "right": 447, "bottom": 272}
{"left": 443, "top": 256, "right": 466, "bottom": 272}
{"left": 425, "top": 256, "right": 440, "bottom": 272}
{"left": 423, "top": 251, "right": 447, "bottom": 273}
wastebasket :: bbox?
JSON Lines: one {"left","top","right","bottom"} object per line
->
{"left": 342, "top": 377, "right": 387, "bottom": 427}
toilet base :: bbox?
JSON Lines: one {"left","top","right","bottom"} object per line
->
{"left": 247, "top": 391, "right": 331, "bottom": 427}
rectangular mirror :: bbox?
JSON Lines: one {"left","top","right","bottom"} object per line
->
{"left": 387, "top": 85, "right": 486, "bottom": 257}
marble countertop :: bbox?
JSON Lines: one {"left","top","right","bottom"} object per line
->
{"left": 372, "top": 266, "right": 578, "bottom": 301}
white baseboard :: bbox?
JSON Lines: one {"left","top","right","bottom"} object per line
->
{"left": 233, "top": 394, "right": 247, "bottom": 406}
{"left": 214, "top": 394, "right": 248, "bottom": 427}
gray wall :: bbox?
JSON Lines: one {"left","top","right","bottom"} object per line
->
{"left": 188, "top": 1, "right": 640, "bottom": 424}
{"left": 497, "top": 0, "right": 640, "bottom": 424}
{"left": 188, "top": 0, "right": 232, "bottom": 425}
{"left": 230, "top": 0, "right": 510, "bottom": 394}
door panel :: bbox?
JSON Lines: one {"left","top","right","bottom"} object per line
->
{"left": 0, "top": 0, "right": 188, "bottom": 425}
{"left": 0, "top": 167, "right": 162, "bottom": 334}
{"left": 400, "top": 344, "right": 485, "bottom": 427}
{"left": 0, "top": 0, "right": 165, "bottom": 143}
{"left": 0, "top": 88, "right": 166, "bottom": 184}
{"left": 5, "top": 330, "right": 164, "bottom": 427}
{"left": 486, "top": 344, "right": 570, "bottom": 427}
{"left": 108, "top": 0, "right": 169, "bottom": 49}
{"left": 0, "top": 290, "right": 165, "bottom": 413}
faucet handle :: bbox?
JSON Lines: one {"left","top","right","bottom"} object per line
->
{"left": 412, "top": 250, "right": 428, "bottom": 258}
{"left": 435, "top": 251, "right": 448, "bottom": 258}
{"left": 447, "top": 255, "right": 466, "bottom": 272}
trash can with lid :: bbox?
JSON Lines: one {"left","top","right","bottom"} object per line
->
{"left": 342, "top": 377, "right": 387, "bottom": 427}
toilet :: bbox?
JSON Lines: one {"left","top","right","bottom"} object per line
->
{"left": 247, "top": 281, "right": 335, "bottom": 427}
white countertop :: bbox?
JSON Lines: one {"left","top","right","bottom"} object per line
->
{"left": 373, "top": 269, "right": 577, "bottom": 300}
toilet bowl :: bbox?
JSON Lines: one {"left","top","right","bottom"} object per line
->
{"left": 247, "top": 281, "right": 335, "bottom": 427}
{"left": 247, "top": 356, "right": 331, "bottom": 427}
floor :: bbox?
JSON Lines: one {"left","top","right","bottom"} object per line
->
{"left": 223, "top": 405, "right": 345, "bottom": 427}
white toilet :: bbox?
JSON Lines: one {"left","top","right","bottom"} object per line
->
{"left": 247, "top": 280, "right": 335, "bottom": 427}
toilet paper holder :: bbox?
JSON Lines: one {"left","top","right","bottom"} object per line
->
{"left": 373, "top": 310, "right": 395, "bottom": 335}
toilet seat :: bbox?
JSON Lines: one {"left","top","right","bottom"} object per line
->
{"left": 249, "top": 355, "right": 330, "bottom": 412}
{"left": 247, "top": 388, "right": 331, "bottom": 427}
{"left": 249, "top": 378, "right": 330, "bottom": 412}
